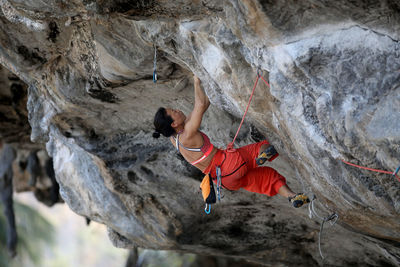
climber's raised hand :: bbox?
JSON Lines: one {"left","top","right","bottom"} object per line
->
{"left": 184, "top": 76, "right": 210, "bottom": 137}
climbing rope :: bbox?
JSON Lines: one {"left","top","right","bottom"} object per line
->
{"left": 308, "top": 195, "right": 339, "bottom": 260}
{"left": 341, "top": 159, "right": 400, "bottom": 182}
{"left": 227, "top": 69, "right": 270, "bottom": 151}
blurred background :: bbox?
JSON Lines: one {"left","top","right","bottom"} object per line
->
{"left": 1, "top": 192, "right": 260, "bottom": 267}
{"left": 2, "top": 192, "right": 128, "bottom": 267}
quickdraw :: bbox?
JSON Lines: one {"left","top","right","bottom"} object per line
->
{"left": 153, "top": 45, "right": 157, "bottom": 83}
{"left": 216, "top": 166, "right": 223, "bottom": 201}
{"left": 308, "top": 195, "right": 339, "bottom": 260}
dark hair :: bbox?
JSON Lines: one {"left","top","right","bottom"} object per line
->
{"left": 153, "top": 107, "right": 175, "bottom": 138}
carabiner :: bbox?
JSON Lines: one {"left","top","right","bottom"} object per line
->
{"left": 204, "top": 204, "right": 211, "bottom": 214}
{"left": 153, "top": 70, "right": 157, "bottom": 83}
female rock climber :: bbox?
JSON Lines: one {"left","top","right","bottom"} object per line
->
{"left": 152, "top": 76, "right": 309, "bottom": 208}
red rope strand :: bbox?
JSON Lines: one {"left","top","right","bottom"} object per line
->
{"left": 227, "top": 73, "right": 271, "bottom": 151}
{"left": 259, "top": 75, "right": 271, "bottom": 87}
{"left": 227, "top": 75, "right": 260, "bottom": 150}
{"left": 341, "top": 159, "right": 400, "bottom": 182}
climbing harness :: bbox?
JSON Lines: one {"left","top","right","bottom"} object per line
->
{"left": 200, "top": 152, "right": 250, "bottom": 214}
{"left": 153, "top": 45, "right": 157, "bottom": 83}
{"left": 308, "top": 195, "right": 339, "bottom": 260}
{"left": 227, "top": 68, "right": 270, "bottom": 152}
{"left": 341, "top": 159, "right": 400, "bottom": 182}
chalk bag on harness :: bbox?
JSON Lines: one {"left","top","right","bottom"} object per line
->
{"left": 200, "top": 174, "right": 216, "bottom": 214}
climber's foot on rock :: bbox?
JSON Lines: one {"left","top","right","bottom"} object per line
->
{"left": 289, "top": 193, "right": 310, "bottom": 208}
{"left": 256, "top": 145, "right": 278, "bottom": 165}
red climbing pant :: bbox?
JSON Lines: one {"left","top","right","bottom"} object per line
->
{"left": 203, "top": 140, "right": 286, "bottom": 196}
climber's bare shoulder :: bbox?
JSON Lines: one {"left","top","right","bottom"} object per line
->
{"left": 180, "top": 129, "right": 203, "bottom": 148}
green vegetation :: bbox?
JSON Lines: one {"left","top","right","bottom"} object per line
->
{"left": 0, "top": 201, "right": 55, "bottom": 267}
{"left": 137, "top": 249, "right": 197, "bottom": 267}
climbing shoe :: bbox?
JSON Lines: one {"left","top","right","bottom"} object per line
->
{"left": 289, "top": 193, "right": 310, "bottom": 208}
{"left": 256, "top": 145, "right": 278, "bottom": 165}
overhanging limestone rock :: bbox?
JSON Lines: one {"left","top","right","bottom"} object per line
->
{"left": 0, "top": 0, "right": 399, "bottom": 265}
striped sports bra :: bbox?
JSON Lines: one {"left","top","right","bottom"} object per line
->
{"left": 173, "top": 131, "right": 214, "bottom": 165}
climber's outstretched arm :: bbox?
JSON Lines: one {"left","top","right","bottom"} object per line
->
{"left": 184, "top": 76, "right": 210, "bottom": 137}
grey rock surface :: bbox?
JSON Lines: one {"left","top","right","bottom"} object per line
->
{"left": 0, "top": 0, "right": 399, "bottom": 266}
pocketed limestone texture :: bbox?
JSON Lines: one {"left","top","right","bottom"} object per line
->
{"left": 0, "top": 0, "right": 399, "bottom": 266}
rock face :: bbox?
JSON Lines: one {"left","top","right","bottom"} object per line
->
{"left": 0, "top": 0, "right": 399, "bottom": 265}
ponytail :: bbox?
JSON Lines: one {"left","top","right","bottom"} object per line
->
{"left": 152, "top": 131, "right": 161, "bottom": 138}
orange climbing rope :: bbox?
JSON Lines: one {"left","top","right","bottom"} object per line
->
{"left": 341, "top": 159, "right": 400, "bottom": 182}
{"left": 227, "top": 70, "right": 270, "bottom": 151}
